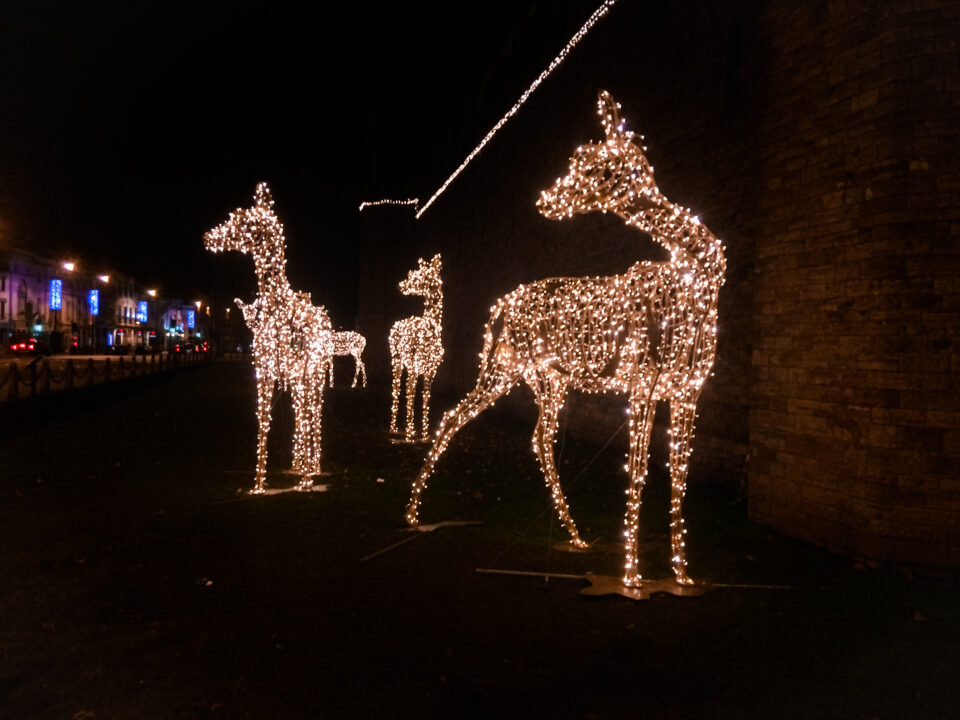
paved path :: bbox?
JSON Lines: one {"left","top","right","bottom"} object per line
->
{"left": 0, "top": 363, "right": 956, "bottom": 718}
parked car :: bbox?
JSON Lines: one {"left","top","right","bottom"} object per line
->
{"left": 174, "top": 341, "right": 209, "bottom": 354}
{"left": 9, "top": 338, "right": 52, "bottom": 356}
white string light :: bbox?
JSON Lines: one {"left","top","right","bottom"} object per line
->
{"left": 358, "top": 198, "right": 419, "bottom": 212}
{"left": 406, "top": 92, "right": 726, "bottom": 589}
{"left": 204, "top": 183, "right": 334, "bottom": 494}
{"left": 389, "top": 254, "right": 444, "bottom": 442}
{"left": 357, "top": 0, "right": 619, "bottom": 219}
{"left": 327, "top": 330, "right": 368, "bottom": 388}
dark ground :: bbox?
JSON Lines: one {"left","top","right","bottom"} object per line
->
{"left": 0, "top": 361, "right": 957, "bottom": 719}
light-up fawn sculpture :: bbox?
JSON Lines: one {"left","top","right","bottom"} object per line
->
{"left": 326, "top": 330, "right": 367, "bottom": 388}
{"left": 406, "top": 92, "right": 726, "bottom": 587}
{"left": 389, "top": 254, "right": 444, "bottom": 441}
{"left": 204, "top": 183, "right": 334, "bottom": 493}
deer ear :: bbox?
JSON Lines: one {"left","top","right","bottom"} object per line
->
{"left": 254, "top": 182, "right": 274, "bottom": 210}
{"left": 597, "top": 90, "right": 622, "bottom": 139}
{"left": 431, "top": 253, "right": 442, "bottom": 269}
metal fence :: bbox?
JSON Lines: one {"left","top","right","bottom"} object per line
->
{"left": 0, "top": 352, "right": 212, "bottom": 404}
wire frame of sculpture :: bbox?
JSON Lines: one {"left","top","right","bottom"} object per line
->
{"left": 388, "top": 254, "right": 444, "bottom": 442}
{"left": 204, "top": 183, "right": 333, "bottom": 493}
{"left": 406, "top": 92, "right": 726, "bottom": 588}
{"left": 326, "top": 330, "right": 367, "bottom": 388}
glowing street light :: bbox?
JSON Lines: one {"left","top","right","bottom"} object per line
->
{"left": 194, "top": 300, "right": 202, "bottom": 310}
{"left": 147, "top": 289, "right": 157, "bottom": 297}
{"left": 97, "top": 274, "right": 110, "bottom": 283}
{"left": 62, "top": 261, "right": 76, "bottom": 272}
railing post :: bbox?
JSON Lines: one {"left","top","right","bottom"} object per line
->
{"left": 65, "top": 359, "right": 74, "bottom": 390}
{"left": 29, "top": 361, "right": 37, "bottom": 398}
{"left": 104, "top": 358, "right": 111, "bottom": 384}
{"left": 6, "top": 363, "right": 17, "bottom": 402}
{"left": 88, "top": 358, "right": 95, "bottom": 386}
{"left": 40, "top": 359, "right": 50, "bottom": 394}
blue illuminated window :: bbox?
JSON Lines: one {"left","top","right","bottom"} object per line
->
{"left": 187, "top": 309, "right": 195, "bottom": 329}
{"left": 88, "top": 289, "right": 99, "bottom": 316}
{"left": 137, "top": 301, "right": 148, "bottom": 323}
{"left": 49, "top": 279, "right": 63, "bottom": 310}
{"left": 106, "top": 333, "right": 113, "bottom": 347}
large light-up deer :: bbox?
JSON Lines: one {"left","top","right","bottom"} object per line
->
{"left": 326, "top": 330, "right": 367, "bottom": 388}
{"left": 389, "top": 254, "right": 444, "bottom": 442}
{"left": 406, "top": 92, "right": 726, "bottom": 588}
{"left": 204, "top": 183, "right": 333, "bottom": 494}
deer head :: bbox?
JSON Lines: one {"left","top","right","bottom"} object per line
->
{"left": 204, "top": 182, "right": 284, "bottom": 257}
{"left": 399, "top": 254, "right": 442, "bottom": 299}
{"left": 537, "top": 91, "right": 660, "bottom": 220}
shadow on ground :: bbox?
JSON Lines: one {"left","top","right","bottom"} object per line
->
{"left": 0, "top": 362, "right": 956, "bottom": 718}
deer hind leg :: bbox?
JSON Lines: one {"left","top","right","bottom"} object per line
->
{"left": 357, "top": 352, "right": 367, "bottom": 387}
{"left": 622, "top": 393, "right": 657, "bottom": 587}
{"left": 528, "top": 373, "right": 588, "bottom": 549}
{"left": 404, "top": 370, "right": 419, "bottom": 442}
{"left": 291, "top": 376, "right": 324, "bottom": 488}
{"left": 405, "top": 358, "right": 518, "bottom": 526}
{"left": 668, "top": 396, "right": 698, "bottom": 585}
{"left": 252, "top": 375, "right": 274, "bottom": 494}
{"left": 389, "top": 356, "right": 403, "bottom": 434}
{"left": 350, "top": 350, "right": 367, "bottom": 387}
{"left": 419, "top": 374, "right": 433, "bottom": 441}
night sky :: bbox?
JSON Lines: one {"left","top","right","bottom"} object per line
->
{"left": 1, "top": 1, "right": 602, "bottom": 322}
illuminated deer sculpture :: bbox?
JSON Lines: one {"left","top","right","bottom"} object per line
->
{"left": 406, "top": 92, "right": 726, "bottom": 588}
{"left": 204, "top": 183, "right": 333, "bottom": 494}
{"left": 326, "top": 330, "right": 367, "bottom": 388}
{"left": 389, "top": 254, "right": 444, "bottom": 442}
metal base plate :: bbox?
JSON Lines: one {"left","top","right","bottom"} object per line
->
{"left": 580, "top": 573, "right": 712, "bottom": 600}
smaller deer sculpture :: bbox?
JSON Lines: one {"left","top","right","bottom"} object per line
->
{"left": 326, "top": 330, "right": 367, "bottom": 388}
{"left": 388, "top": 254, "right": 444, "bottom": 442}
{"left": 204, "top": 183, "right": 334, "bottom": 493}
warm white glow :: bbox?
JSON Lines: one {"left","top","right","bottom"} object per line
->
{"left": 357, "top": 0, "right": 619, "bottom": 219}
{"left": 62, "top": 261, "right": 76, "bottom": 272}
{"left": 389, "top": 255, "right": 444, "bottom": 441}
{"left": 414, "top": 0, "right": 619, "bottom": 218}
{"left": 98, "top": 274, "right": 110, "bottom": 283}
{"left": 358, "top": 198, "right": 419, "bottom": 213}
{"left": 194, "top": 300, "right": 202, "bottom": 310}
{"left": 147, "top": 289, "right": 157, "bottom": 297}
{"left": 327, "top": 330, "right": 367, "bottom": 388}
{"left": 406, "top": 92, "right": 726, "bottom": 589}
{"left": 205, "top": 182, "right": 334, "bottom": 494}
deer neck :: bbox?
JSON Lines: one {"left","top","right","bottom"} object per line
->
{"left": 422, "top": 290, "right": 442, "bottom": 326}
{"left": 252, "top": 239, "right": 292, "bottom": 302}
{"left": 615, "top": 193, "right": 726, "bottom": 281}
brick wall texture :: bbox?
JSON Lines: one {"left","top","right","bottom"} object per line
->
{"left": 357, "top": 0, "right": 960, "bottom": 572}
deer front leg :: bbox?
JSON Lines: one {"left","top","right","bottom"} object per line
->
{"left": 356, "top": 353, "right": 367, "bottom": 387}
{"left": 406, "top": 363, "right": 517, "bottom": 526}
{"left": 389, "top": 359, "right": 402, "bottom": 434}
{"left": 404, "top": 371, "right": 418, "bottom": 442}
{"left": 252, "top": 373, "right": 274, "bottom": 494}
{"left": 668, "top": 397, "right": 698, "bottom": 585}
{"left": 528, "top": 373, "right": 588, "bottom": 549}
{"left": 419, "top": 375, "right": 433, "bottom": 441}
{"left": 622, "top": 393, "right": 656, "bottom": 587}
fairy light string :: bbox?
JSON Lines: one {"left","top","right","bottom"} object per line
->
{"left": 389, "top": 254, "right": 444, "bottom": 442}
{"left": 405, "top": 92, "right": 726, "bottom": 589}
{"left": 359, "top": 0, "right": 620, "bottom": 219}
{"left": 204, "top": 183, "right": 334, "bottom": 493}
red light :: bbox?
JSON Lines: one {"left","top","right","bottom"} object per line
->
{"left": 9, "top": 345, "right": 15, "bottom": 351}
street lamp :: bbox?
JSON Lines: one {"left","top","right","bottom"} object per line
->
{"left": 62, "top": 261, "right": 76, "bottom": 272}
{"left": 97, "top": 274, "right": 110, "bottom": 283}
{"left": 147, "top": 289, "right": 157, "bottom": 297}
